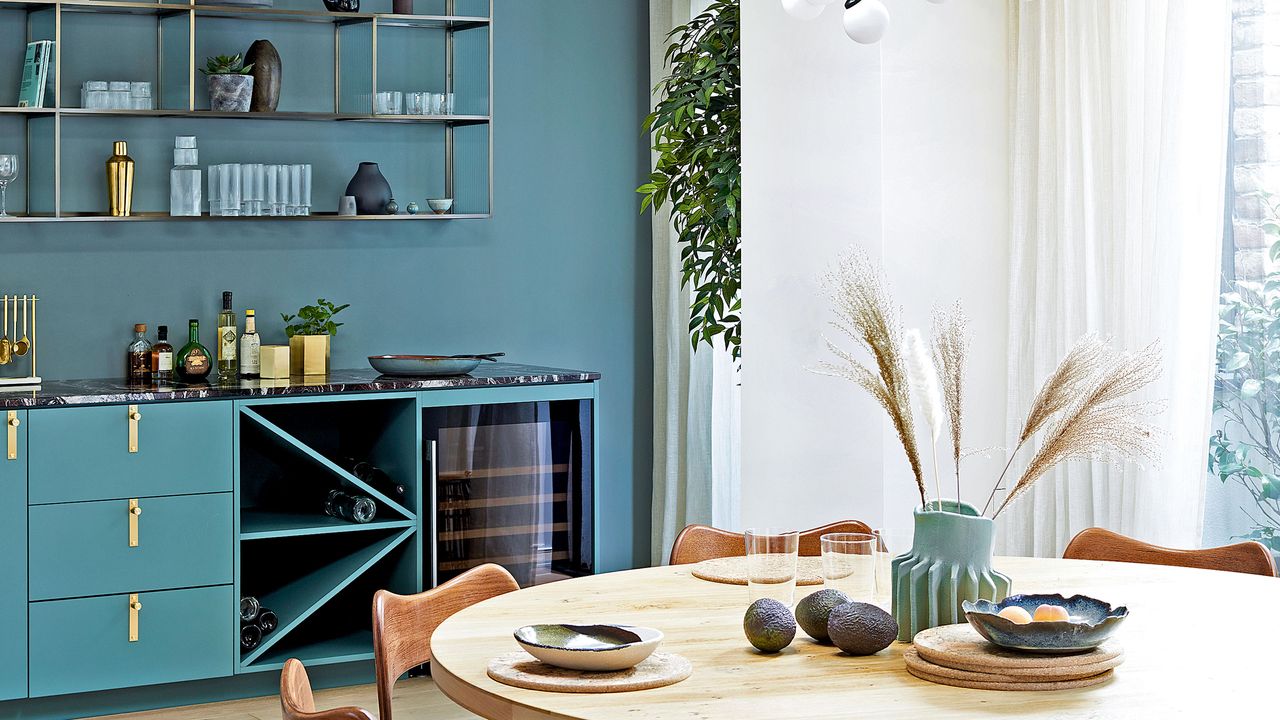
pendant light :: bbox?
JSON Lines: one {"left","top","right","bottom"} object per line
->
{"left": 780, "top": 0, "right": 947, "bottom": 45}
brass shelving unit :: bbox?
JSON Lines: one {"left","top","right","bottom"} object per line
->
{"left": 0, "top": 0, "right": 493, "bottom": 222}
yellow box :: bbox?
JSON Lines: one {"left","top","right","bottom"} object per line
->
{"left": 289, "top": 334, "right": 330, "bottom": 376}
{"left": 260, "top": 345, "right": 291, "bottom": 379}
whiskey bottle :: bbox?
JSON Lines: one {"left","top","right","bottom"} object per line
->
{"left": 217, "top": 291, "right": 238, "bottom": 379}
{"left": 175, "top": 319, "right": 213, "bottom": 382}
{"left": 151, "top": 325, "right": 174, "bottom": 382}
{"left": 240, "top": 309, "right": 261, "bottom": 378}
{"left": 126, "top": 324, "right": 152, "bottom": 382}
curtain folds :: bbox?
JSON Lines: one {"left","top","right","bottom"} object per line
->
{"left": 999, "top": 0, "right": 1231, "bottom": 556}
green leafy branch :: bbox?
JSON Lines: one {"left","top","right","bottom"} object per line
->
{"left": 281, "top": 298, "right": 349, "bottom": 338}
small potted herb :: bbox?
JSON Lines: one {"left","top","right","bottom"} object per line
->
{"left": 281, "top": 298, "right": 349, "bottom": 376}
{"left": 201, "top": 54, "right": 255, "bottom": 112}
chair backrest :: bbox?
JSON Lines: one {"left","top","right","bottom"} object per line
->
{"left": 1063, "top": 527, "right": 1277, "bottom": 577}
{"left": 372, "top": 563, "right": 520, "bottom": 720}
{"left": 668, "top": 520, "right": 875, "bottom": 565}
{"left": 280, "top": 658, "right": 376, "bottom": 720}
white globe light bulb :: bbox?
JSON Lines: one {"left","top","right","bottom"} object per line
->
{"left": 809, "top": 0, "right": 845, "bottom": 4}
{"left": 781, "top": 0, "right": 825, "bottom": 21}
{"left": 843, "top": 0, "right": 890, "bottom": 44}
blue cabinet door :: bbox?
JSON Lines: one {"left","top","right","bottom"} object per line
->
{"left": 28, "top": 401, "right": 232, "bottom": 504}
{"left": 0, "top": 410, "right": 26, "bottom": 701}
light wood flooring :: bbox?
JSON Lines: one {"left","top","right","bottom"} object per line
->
{"left": 90, "top": 676, "right": 478, "bottom": 720}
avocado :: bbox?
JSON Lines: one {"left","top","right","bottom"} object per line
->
{"left": 795, "top": 589, "right": 851, "bottom": 643}
{"left": 743, "top": 598, "right": 797, "bottom": 653}
{"left": 827, "top": 601, "right": 898, "bottom": 655}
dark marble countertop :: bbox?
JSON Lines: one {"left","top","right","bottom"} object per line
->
{"left": 0, "top": 363, "right": 601, "bottom": 408}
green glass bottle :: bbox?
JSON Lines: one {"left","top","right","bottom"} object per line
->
{"left": 175, "top": 318, "right": 213, "bottom": 382}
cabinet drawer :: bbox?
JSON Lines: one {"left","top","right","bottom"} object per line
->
{"left": 29, "top": 585, "right": 233, "bottom": 697}
{"left": 29, "top": 493, "right": 232, "bottom": 601}
{"left": 29, "top": 401, "right": 232, "bottom": 504}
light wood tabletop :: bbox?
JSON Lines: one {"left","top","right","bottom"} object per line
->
{"left": 430, "top": 557, "right": 1280, "bottom": 719}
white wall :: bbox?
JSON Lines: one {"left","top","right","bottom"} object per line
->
{"left": 741, "top": 0, "right": 1012, "bottom": 541}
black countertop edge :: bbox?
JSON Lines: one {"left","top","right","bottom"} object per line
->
{"left": 0, "top": 363, "right": 601, "bottom": 408}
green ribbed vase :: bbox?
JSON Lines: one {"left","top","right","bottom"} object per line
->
{"left": 890, "top": 500, "right": 1011, "bottom": 642}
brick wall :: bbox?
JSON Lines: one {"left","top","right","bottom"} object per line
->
{"left": 1232, "top": 0, "right": 1280, "bottom": 279}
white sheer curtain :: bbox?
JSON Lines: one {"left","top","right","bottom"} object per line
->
{"left": 999, "top": 0, "right": 1231, "bottom": 556}
{"left": 649, "top": 0, "right": 741, "bottom": 565}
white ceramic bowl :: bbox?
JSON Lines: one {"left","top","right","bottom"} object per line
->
{"left": 427, "top": 197, "right": 454, "bottom": 214}
{"left": 513, "top": 623, "right": 663, "bottom": 672}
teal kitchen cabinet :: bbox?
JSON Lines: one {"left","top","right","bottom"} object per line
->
{"left": 0, "top": 410, "right": 26, "bottom": 701}
{"left": 28, "top": 401, "right": 232, "bottom": 504}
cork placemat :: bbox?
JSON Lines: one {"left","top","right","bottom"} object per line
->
{"left": 903, "top": 646, "right": 1124, "bottom": 683}
{"left": 690, "top": 555, "right": 824, "bottom": 586}
{"left": 905, "top": 663, "right": 1115, "bottom": 692}
{"left": 914, "top": 624, "right": 1122, "bottom": 672}
{"left": 487, "top": 651, "right": 692, "bottom": 693}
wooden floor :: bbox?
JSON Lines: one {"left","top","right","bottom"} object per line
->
{"left": 91, "top": 676, "right": 479, "bottom": 720}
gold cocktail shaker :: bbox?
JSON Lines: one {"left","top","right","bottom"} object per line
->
{"left": 106, "top": 140, "right": 135, "bottom": 217}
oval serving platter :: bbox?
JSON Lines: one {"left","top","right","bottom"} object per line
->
{"left": 368, "top": 353, "right": 503, "bottom": 377}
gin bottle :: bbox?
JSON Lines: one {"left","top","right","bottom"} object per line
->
{"left": 170, "top": 136, "right": 202, "bottom": 217}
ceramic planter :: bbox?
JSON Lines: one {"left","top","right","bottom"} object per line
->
{"left": 208, "top": 74, "right": 254, "bottom": 112}
{"left": 890, "top": 500, "right": 1010, "bottom": 642}
{"left": 289, "top": 334, "right": 330, "bottom": 376}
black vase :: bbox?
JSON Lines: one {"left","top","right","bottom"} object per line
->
{"left": 244, "top": 39, "right": 281, "bottom": 112}
{"left": 345, "top": 163, "right": 393, "bottom": 216}
{"left": 322, "top": 0, "right": 358, "bottom": 11}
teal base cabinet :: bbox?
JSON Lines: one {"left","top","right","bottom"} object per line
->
{"left": 0, "top": 369, "right": 599, "bottom": 718}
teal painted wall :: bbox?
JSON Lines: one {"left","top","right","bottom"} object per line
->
{"left": 0, "top": 0, "right": 654, "bottom": 570}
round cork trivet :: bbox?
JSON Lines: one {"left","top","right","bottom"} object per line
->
{"left": 690, "top": 556, "right": 824, "bottom": 586}
{"left": 905, "top": 663, "right": 1115, "bottom": 691}
{"left": 913, "top": 624, "right": 1122, "bottom": 673}
{"left": 487, "top": 651, "right": 692, "bottom": 693}
{"left": 903, "top": 646, "right": 1124, "bottom": 683}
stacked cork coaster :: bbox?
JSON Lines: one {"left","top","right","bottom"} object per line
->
{"left": 906, "top": 624, "right": 1122, "bottom": 691}
{"left": 690, "top": 555, "right": 824, "bottom": 586}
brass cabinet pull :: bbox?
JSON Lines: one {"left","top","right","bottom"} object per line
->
{"left": 128, "top": 593, "right": 142, "bottom": 642}
{"left": 128, "top": 404, "right": 142, "bottom": 453}
{"left": 128, "top": 498, "right": 141, "bottom": 547}
{"left": 5, "top": 411, "right": 16, "bottom": 461}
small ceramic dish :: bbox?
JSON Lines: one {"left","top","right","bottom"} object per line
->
{"left": 963, "top": 593, "right": 1128, "bottom": 654}
{"left": 513, "top": 623, "right": 663, "bottom": 672}
{"left": 427, "top": 198, "right": 454, "bottom": 214}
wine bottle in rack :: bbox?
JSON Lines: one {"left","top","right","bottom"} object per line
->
{"left": 339, "top": 455, "right": 407, "bottom": 499}
{"left": 256, "top": 608, "right": 278, "bottom": 635}
{"left": 240, "top": 623, "right": 263, "bottom": 652}
{"left": 324, "top": 489, "right": 376, "bottom": 524}
{"left": 240, "top": 595, "right": 261, "bottom": 623}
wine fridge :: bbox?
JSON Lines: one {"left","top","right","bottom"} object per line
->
{"left": 424, "top": 398, "right": 594, "bottom": 588}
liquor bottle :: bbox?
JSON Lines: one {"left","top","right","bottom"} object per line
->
{"left": 175, "top": 319, "right": 213, "bottom": 382}
{"left": 240, "top": 309, "right": 261, "bottom": 378}
{"left": 324, "top": 489, "right": 377, "bottom": 524}
{"left": 126, "top": 324, "right": 152, "bottom": 382}
{"left": 256, "top": 608, "right": 278, "bottom": 635}
{"left": 240, "top": 623, "right": 262, "bottom": 652}
{"left": 217, "top": 291, "right": 238, "bottom": 379}
{"left": 151, "top": 325, "right": 174, "bottom": 382}
{"left": 239, "top": 596, "right": 261, "bottom": 623}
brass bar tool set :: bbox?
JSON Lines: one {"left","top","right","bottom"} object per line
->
{"left": 0, "top": 294, "right": 40, "bottom": 388}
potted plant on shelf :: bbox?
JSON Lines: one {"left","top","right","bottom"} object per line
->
{"left": 201, "top": 54, "right": 255, "bottom": 113}
{"left": 281, "top": 298, "right": 349, "bottom": 376}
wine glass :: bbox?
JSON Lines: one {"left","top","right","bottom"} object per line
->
{"left": 0, "top": 154, "right": 17, "bottom": 218}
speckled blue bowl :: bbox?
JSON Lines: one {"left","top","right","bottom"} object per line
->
{"left": 962, "top": 593, "right": 1128, "bottom": 654}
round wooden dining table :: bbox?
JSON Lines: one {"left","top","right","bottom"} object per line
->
{"left": 430, "top": 556, "right": 1280, "bottom": 719}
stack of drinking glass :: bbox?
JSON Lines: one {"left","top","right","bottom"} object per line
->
{"left": 208, "top": 164, "right": 312, "bottom": 217}
{"left": 81, "top": 81, "right": 152, "bottom": 110}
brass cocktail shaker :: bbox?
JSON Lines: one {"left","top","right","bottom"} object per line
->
{"left": 106, "top": 140, "right": 134, "bottom": 217}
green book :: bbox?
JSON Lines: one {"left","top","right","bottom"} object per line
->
{"left": 17, "top": 41, "right": 53, "bottom": 108}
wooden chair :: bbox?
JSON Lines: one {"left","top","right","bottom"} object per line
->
{"left": 280, "top": 658, "right": 375, "bottom": 720}
{"left": 1062, "top": 527, "right": 1277, "bottom": 577}
{"left": 372, "top": 563, "right": 520, "bottom": 720}
{"left": 669, "top": 520, "right": 875, "bottom": 565}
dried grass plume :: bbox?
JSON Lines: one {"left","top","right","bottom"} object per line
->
{"left": 932, "top": 303, "right": 970, "bottom": 502}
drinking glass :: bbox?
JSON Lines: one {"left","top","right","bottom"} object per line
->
{"left": 744, "top": 528, "right": 800, "bottom": 606}
{"left": 406, "top": 91, "right": 427, "bottom": 115}
{"left": 0, "top": 154, "right": 19, "bottom": 218}
{"left": 820, "top": 532, "right": 878, "bottom": 602}
{"left": 430, "top": 92, "right": 446, "bottom": 115}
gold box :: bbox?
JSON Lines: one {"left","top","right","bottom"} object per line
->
{"left": 289, "top": 334, "right": 330, "bottom": 376}
{"left": 260, "top": 345, "right": 291, "bottom": 379}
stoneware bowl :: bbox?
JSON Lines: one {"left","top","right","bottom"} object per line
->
{"left": 963, "top": 593, "right": 1128, "bottom": 654}
{"left": 427, "top": 197, "right": 454, "bottom": 214}
{"left": 368, "top": 355, "right": 481, "bottom": 377}
{"left": 513, "top": 624, "right": 663, "bottom": 672}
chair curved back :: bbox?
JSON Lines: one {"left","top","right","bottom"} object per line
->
{"left": 280, "top": 658, "right": 376, "bottom": 720}
{"left": 372, "top": 563, "right": 520, "bottom": 720}
{"left": 669, "top": 520, "right": 875, "bottom": 565}
{"left": 1063, "top": 527, "right": 1276, "bottom": 577}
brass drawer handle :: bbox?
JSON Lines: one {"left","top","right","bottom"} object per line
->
{"left": 129, "top": 593, "right": 142, "bottom": 642}
{"left": 128, "top": 499, "right": 141, "bottom": 547}
{"left": 128, "top": 404, "right": 141, "bottom": 453}
{"left": 5, "top": 411, "right": 16, "bottom": 461}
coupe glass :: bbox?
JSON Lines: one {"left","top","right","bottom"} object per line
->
{"left": 0, "top": 154, "right": 17, "bottom": 218}
{"left": 820, "top": 532, "right": 878, "bottom": 601}
{"left": 744, "top": 528, "right": 800, "bottom": 606}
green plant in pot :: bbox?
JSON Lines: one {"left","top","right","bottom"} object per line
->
{"left": 201, "top": 54, "right": 255, "bottom": 113}
{"left": 815, "top": 249, "right": 1163, "bottom": 641}
{"left": 281, "top": 298, "right": 348, "bottom": 376}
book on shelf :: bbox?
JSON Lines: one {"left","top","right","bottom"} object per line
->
{"left": 17, "top": 40, "right": 54, "bottom": 109}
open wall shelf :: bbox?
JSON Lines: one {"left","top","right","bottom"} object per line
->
{"left": 0, "top": 0, "right": 492, "bottom": 221}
